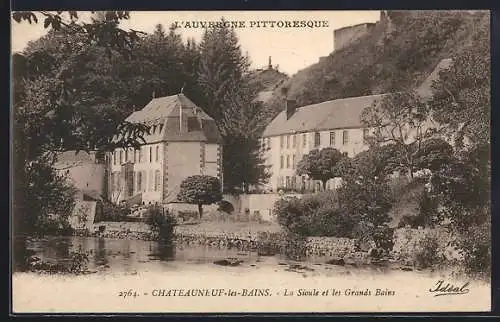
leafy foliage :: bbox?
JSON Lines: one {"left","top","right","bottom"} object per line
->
{"left": 145, "top": 205, "right": 176, "bottom": 241}
{"left": 21, "top": 156, "right": 77, "bottom": 236}
{"left": 266, "top": 11, "right": 489, "bottom": 112}
{"left": 177, "top": 175, "right": 223, "bottom": 218}
{"left": 274, "top": 191, "right": 354, "bottom": 237}
{"left": 361, "top": 91, "right": 439, "bottom": 178}
{"left": 296, "top": 147, "right": 344, "bottom": 189}
{"left": 196, "top": 20, "right": 270, "bottom": 192}
{"left": 428, "top": 21, "right": 490, "bottom": 148}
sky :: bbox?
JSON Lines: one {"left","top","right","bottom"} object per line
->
{"left": 11, "top": 11, "right": 381, "bottom": 76}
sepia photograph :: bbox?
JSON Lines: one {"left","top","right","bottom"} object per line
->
{"left": 10, "top": 10, "right": 491, "bottom": 313}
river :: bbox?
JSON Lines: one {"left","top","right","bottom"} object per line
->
{"left": 12, "top": 235, "right": 491, "bottom": 313}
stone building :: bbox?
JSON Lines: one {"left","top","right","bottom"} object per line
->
{"left": 260, "top": 58, "right": 452, "bottom": 192}
{"left": 107, "top": 93, "right": 223, "bottom": 205}
{"left": 53, "top": 150, "right": 106, "bottom": 201}
{"left": 334, "top": 22, "right": 376, "bottom": 51}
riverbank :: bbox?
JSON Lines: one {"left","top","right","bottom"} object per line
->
{"left": 12, "top": 262, "right": 491, "bottom": 313}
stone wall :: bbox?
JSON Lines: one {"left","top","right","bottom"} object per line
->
{"left": 334, "top": 23, "right": 376, "bottom": 51}
{"left": 89, "top": 221, "right": 157, "bottom": 240}
{"left": 392, "top": 227, "right": 461, "bottom": 262}
{"left": 222, "top": 193, "right": 302, "bottom": 222}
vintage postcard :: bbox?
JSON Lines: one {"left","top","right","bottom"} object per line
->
{"left": 10, "top": 10, "right": 491, "bottom": 314}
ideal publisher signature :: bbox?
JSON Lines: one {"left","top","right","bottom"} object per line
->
{"left": 428, "top": 280, "right": 470, "bottom": 297}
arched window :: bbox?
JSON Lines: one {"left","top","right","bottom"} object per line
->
{"left": 155, "top": 146, "right": 159, "bottom": 162}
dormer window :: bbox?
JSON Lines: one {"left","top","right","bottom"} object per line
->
{"left": 187, "top": 117, "right": 201, "bottom": 131}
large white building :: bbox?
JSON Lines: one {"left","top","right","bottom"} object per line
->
{"left": 260, "top": 58, "right": 453, "bottom": 192}
{"left": 106, "top": 93, "right": 223, "bottom": 205}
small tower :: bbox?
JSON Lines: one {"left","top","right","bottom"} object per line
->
{"left": 268, "top": 56, "right": 272, "bottom": 70}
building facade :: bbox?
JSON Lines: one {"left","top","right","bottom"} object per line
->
{"left": 54, "top": 150, "right": 106, "bottom": 200}
{"left": 261, "top": 95, "right": 382, "bottom": 192}
{"left": 107, "top": 94, "right": 223, "bottom": 205}
{"left": 261, "top": 58, "right": 452, "bottom": 193}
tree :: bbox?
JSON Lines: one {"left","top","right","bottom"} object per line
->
{"left": 197, "top": 19, "right": 270, "bottom": 192}
{"left": 12, "top": 11, "right": 149, "bottom": 268}
{"left": 426, "top": 25, "right": 490, "bottom": 275}
{"left": 222, "top": 135, "right": 270, "bottom": 193}
{"left": 428, "top": 23, "right": 490, "bottom": 149}
{"left": 177, "top": 175, "right": 222, "bottom": 219}
{"left": 296, "top": 147, "right": 343, "bottom": 190}
{"left": 361, "top": 91, "right": 440, "bottom": 179}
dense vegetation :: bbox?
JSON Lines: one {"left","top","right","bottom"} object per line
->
{"left": 275, "top": 13, "right": 490, "bottom": 274}
{"left": 266, "top": 10, "right": 489, "bottom": 111}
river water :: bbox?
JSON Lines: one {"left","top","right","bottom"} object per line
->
{"left": 24, "top": 235, "right": 395, "bottom": 275}
{"left": 14, "top": 236, "right": 492, "bottom": 313}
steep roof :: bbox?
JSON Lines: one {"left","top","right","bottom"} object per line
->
{"left": 116, "top": 94, "right": 222, "bottom": 144}
{"left": 262, "top": 94, "right": 386, "bottom": 137}
{"left": 262, "top": 58, "right": 453, "bottom": 138}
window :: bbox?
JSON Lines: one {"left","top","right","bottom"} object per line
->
{"left": 125, "top": 149, "right": 128, "bottom": 162}
{"left": 155, "top": 146, "right": 159, "bottom": 162}
{"left": 142, "top": 171, "right": 147, "bottom": 191}
{"left": 149, "top": 171, "right": 154, "bottom": 191}
{"left": 149, "top": 146, "right": 152, "bottom": 163}
{"left": 278, "top": 176, "right": 284, "bottom": 187}
{"left": 280, "top": 156, "right": 284, "bottom": 169}
{"left": 285, "top": 176, "right": 290, "bottom": 188}
{"left": 187, "top": 117, "right": 201, "bottom": 131}
{"left": 314, "top": 132, "right": 321, "bottom": 147}
{"left": 286, "top": 155, "right": 290, "bottom": 168}
{"left": 292, "top": 134, "right": 296, "bottom": 148}
{"left": 154, "top": 170, "right": 161, "bottom": 191}
{"left": 139, "top": 148, "right": 143, "bottom": 163}
{"left": 113, "top": 151, "right": 116, "bottom": 165}
{"left": 280, "top": 136, "right": 284, "bottom": 148}
{"left": 291, "top": 176, "right": 297, "bottom": 189}
{"left": 330, "top": 131, "right": 335, "bottom": 146}
{"left": 286, "top": 135, "right": 290, "bottom": 149}
{"left": 119, "top": 150, "right": 123, "bottom": 164}
{"left": 303, "top": 134, "right": 307, "bottom": 147}
{"left": 292, "top": 155, "right": 296, "bottom": 169}
{"left": 363, "top": 129, "right": 369, "bottom": 143}
{"left": 137, "top": 171, "right": 142, "bottom": 191}
{"left": 342, "top": 152, "right": 348, "bottom": 157}
{"left": 267, "top": 138, "right": 270, "bottom": 149}
{"left": 343, "top": 130, "right": 349, "bottom": 145}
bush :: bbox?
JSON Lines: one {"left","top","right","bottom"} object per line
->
{"left": 414, "top": 234, "right": 441, "bottom": 269}
{"left": 217, "top": 200, "right": 235, "bottom": 214}
{"left": 456, "top": 222, "right": 490, "bottom": 276}
{"left": 145, "top": 205, "right": 176, "bottom": 241}
{"left": 98, "top": 200, "right": 129, "bottom": 222}
{"left": 274, "top": 191, "right": 352, "bottom": 237}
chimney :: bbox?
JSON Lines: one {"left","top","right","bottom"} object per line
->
{"left": 285, "top": 99, "right": 297, "bottom": 120}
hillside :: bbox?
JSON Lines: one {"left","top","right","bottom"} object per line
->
{"left": 265, "top": 10, "right": 489, "bottom": 115}
{"left": 248, "top": 66, "right": 289, "bottom": 104}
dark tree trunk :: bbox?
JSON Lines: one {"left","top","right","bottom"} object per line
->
{"left": 198, "top": 204, "right": 203, "bottom": 219}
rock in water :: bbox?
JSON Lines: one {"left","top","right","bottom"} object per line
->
{"left": 326, "top": 258, "right": 345, "bottom": 266}
{"left": 213, "top": 259, "right": 243, "bottom": 267}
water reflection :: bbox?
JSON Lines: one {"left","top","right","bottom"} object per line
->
{"left": 21, "top": 235, "right": 400, "bottom": 276}
{"left": 94, "top": 237, "right": 108, "bottom": 266}
{"left": 149, "top": 241, "right": 176, "bottom": 261}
